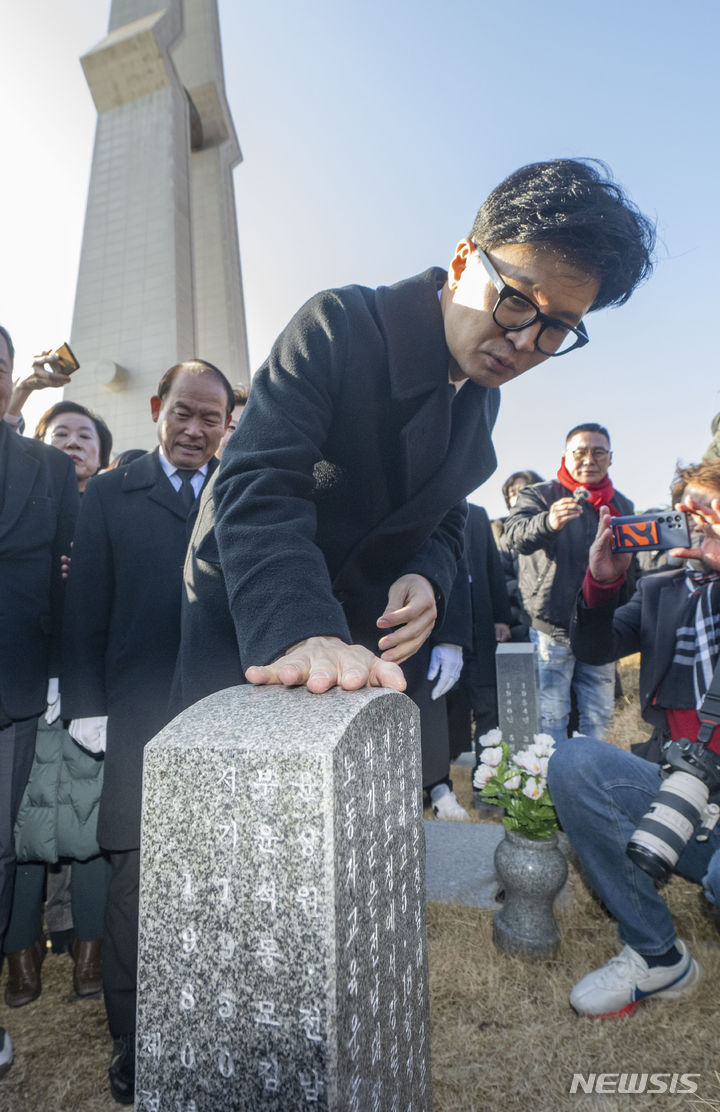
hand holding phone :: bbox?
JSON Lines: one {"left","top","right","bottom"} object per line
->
{"left": 48, "top": 343, "right": 79, "bottom": 375}
{"left": 611, "top": 512, "right": 690, "bottom": 553}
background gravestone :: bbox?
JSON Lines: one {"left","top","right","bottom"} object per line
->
{"left": 135, "top": 686, "right": 432, "bottom": 1111}
{"left": 495, "top": 644, "right": 540, "bottom": 752}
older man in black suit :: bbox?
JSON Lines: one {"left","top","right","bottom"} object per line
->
{"left": 0, "top": 325, "right": 79, "bottom": 1080}
{"left": 62, "top": 359, "right": 232, "bottom": 1104}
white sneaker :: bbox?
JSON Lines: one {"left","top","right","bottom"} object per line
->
{"left": 570, "top": 940, "right": 702, "bottom": 1019}
{"left": 0, "top": 1026, "right": 13, "bottom": 1079}
{"left": 432, "top": 790, "right": 470, "bottom": 821}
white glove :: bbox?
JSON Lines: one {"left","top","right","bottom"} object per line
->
{"left": 69, "top": 716, "right": 108, "bottom": 754}
{"left": 427, "top": 643, "right": 463, "bottom": 700}
{"left": 45, "top": 677, "right": 61, "bottom": 724}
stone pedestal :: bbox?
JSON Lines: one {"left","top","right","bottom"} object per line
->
{"left": 495, "top": 644, "right": 540, "bottom": 752}
{"left": 135, "top": 686, "right": 432, "bottom": 1111}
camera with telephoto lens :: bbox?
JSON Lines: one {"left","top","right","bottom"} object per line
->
{"left": 627, "top": 739, "right": 720, "bottom": 880}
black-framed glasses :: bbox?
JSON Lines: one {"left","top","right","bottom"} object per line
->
{"left": 570, "top": 447, "right": 610, "bottom": 461}
{"left": 474, "top": 244, "right": 589, "bottom": 357}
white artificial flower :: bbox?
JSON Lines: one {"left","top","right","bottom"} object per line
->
{"left": 532, "top": 733, "right": 556, "bottom": 757}
{"left": 473, "top": 763, "right": 495, "bottom": 789}
{"left": 515, "top": 749, "right": 542, "bottom": 775}
{"left": 480, "top": 745, "right": 503, "bottom": 767}
{"left": 522, "top": 777, "right": 543, "bottom": 800}
{"left": 477, "top": 727, "right": 503, "bottom": 749}
{"left": 536, "top": 756, "right": 549, "bottom": 778}
{"left": 504, "top": 773, "right": 522, "bottom": 791}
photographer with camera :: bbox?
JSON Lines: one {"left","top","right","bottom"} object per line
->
{"left": 547, "top": 460, "right": 720, "bottom": 1018}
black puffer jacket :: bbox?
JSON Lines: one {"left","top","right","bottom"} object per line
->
{"left": 504, "top": 480, "right": 635, "bottom": 638}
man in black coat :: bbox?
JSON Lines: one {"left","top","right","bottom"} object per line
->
{"left": 547, "top": 460, "right": 720, "bottom": 1018}
{"left": 444, "top": 505, "right": 512, "bottom": 761}
{"left": 177, "top": 161, "right": 655, "bottom": 721}
{"left": 0, "top": 325, "right": 79, "bottom": 1079}
{"left": 504, "top": 422, "right": 635, "bottom": 743}
{"left": 62, "top": 360, "right": 232, "bottom": 1104}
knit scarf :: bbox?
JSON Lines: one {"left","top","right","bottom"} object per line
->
{"left": 556, "top": 458, "right": 618, "bottom": 514}
{"left": 658, "top": 571, "right": 720, "bottom": 710}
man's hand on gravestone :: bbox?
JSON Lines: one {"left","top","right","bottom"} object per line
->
{"left": 376, "top": 573, "right": 437, "bottom": 663}
{"left": 588, "top": 505, "right": 632, "bottom": 584}
{"left": 244, "top": 636, "right": 407, "bottom": 694}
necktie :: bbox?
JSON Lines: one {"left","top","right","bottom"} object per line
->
{"left": 175, "top": 469, "right": 197, "bottom": 512}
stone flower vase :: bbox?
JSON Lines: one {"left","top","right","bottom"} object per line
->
{"left": 492, "top": 829, "right": 568, "bottom": 959}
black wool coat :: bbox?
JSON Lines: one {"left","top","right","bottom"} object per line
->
{"left": 570, "top": 566, "right": 691, "bottom": 740}
{"left": 62, "top": 450, "right": 216, "bottom": 850}
{"left": 460, "top": 504, "right": 512, "bottom": 686}
{"left": 504, "top": 479, "right": 635, "bottom": 637}
{"left": 0, "top": 424, "right": 78, "bottom": 721}
{"left": 177, "top": 269, "right": 501, "bottom": 739}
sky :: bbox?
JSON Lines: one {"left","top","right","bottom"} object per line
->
{"left": 1, "top": 0, "right": 718, "bottom": 518}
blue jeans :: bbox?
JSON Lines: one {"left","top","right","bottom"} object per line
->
{"left": 548, "top": 736, "right": 720, "bottom": 954}
{"left": 530, "top": 628, "right": 615, "bottom": 744}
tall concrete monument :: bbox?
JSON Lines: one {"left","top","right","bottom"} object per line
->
{"left": 67, "top": 0, "right": 249, "bottom": 452}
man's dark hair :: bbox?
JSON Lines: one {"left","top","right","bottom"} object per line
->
{"left": 502, "top": 469, "right": 543, "bottom": 509}
{"left": 565, "top": 422, "right": 611, "bottom": 446}
{"left": 232, "top": 384, "right": 250, "bottom": 408}
{"left": 0, "top": 325, "right": 15, "bottom": 365}
{"left": 109, "top": 448, "right": 148, "bottom": 470}
{"left": 34, "top": 401, "right": 113, "bottom": 470}
{"left": 671, "top": 460, "right": 720, "bottom": 506}
{"left": 156, "top": 359, "right": 235, "bottom": 416}
{"left": 471, "top": 159, "right": 655, "bottom": 311}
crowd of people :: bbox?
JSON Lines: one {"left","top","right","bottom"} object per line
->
{"left": 2, "top": 155, "right": 717, "bottom": 1104}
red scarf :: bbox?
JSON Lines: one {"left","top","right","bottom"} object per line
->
{"left": 557, "top": 459, "right": 619, "bottom": 514}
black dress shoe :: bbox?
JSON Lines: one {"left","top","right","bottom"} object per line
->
{"left": 109, "top": 1032, "right": 135, "bottom": 1105}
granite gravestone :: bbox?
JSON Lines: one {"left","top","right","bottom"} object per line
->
{"left": 135, "top": 686, "right": 432, "bottom": 1112}
{"left": 495, "top": 643, "right": 540, "bottom": 752}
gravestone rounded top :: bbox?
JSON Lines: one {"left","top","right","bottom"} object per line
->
{"left": 149, "top": 686, "right": 413, "bottom": 755}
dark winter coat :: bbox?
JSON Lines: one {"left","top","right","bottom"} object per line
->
{"left": 62, "top": 450, "right": 216, "bottom": 850}
{"left": 176, "top": 269, "right": 501, "bottom": 713}
{"left": 504, "top": 479, "right": 634, "bottom": 638}
{"left": 455, "top": 505, "right": 513, "bottom": 689}
{"left": 570, "top": 566, "right": 688, "bottom": 742}
{"left": 0, "top": 423, "right": 78, "bottom": 721}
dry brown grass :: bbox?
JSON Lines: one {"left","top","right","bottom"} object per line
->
{"left": 1, "top": 658, "right": 718, "bottom": 1111}
{"left": 425, "top": 655, "right": 720, "bottom": 1111}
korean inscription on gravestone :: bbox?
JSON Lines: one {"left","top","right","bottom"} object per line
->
{"left": 495, "top": 643, "right": 540, "bottom": 751}
{"left": 135, "top": 686, "right": 432, "bottom": 1111}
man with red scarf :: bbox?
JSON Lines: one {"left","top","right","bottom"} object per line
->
{"left": 504, "top": 422, "right": 634, "bottom": 743}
